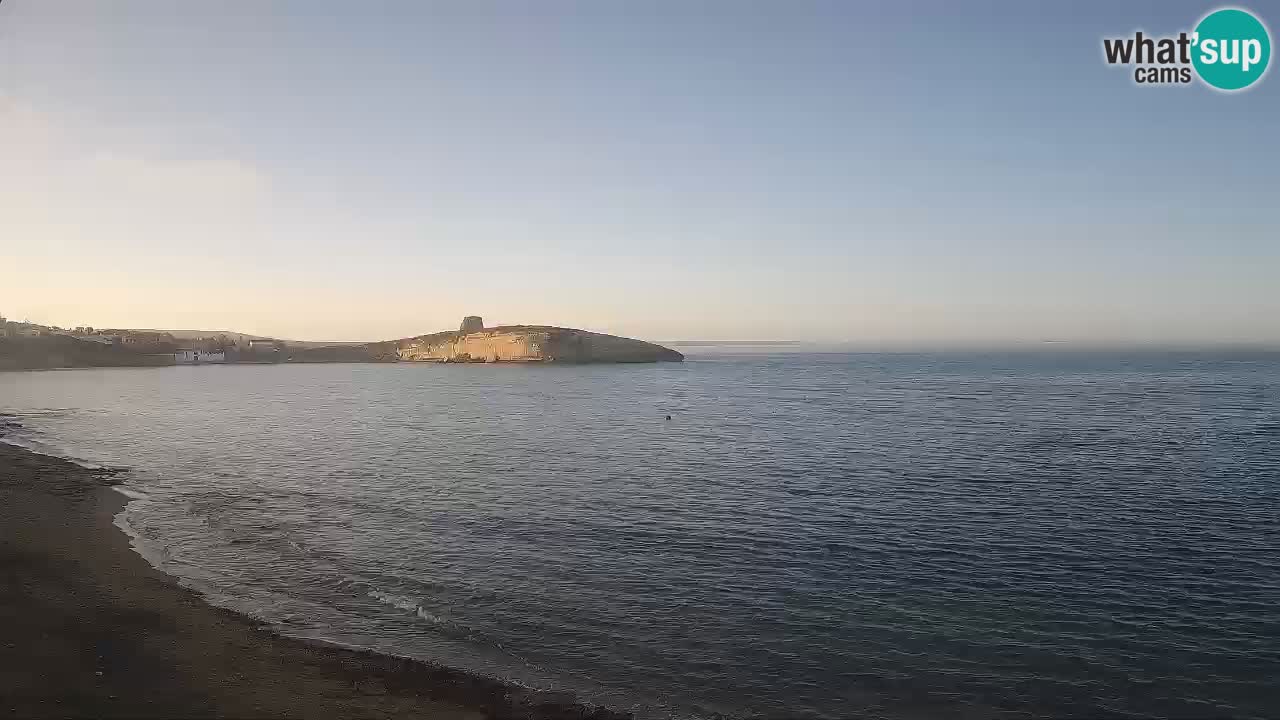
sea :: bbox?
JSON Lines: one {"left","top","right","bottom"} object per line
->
{"left": 2, "top": 350, "right": 1278, "bottom": 719}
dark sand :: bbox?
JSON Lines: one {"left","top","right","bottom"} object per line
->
{"left": 0, "top": 440, "right": 630, "bottom": 719}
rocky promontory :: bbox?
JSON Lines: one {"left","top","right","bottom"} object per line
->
{"left": 396, "top": 317, "right": 683, "bottom": 364}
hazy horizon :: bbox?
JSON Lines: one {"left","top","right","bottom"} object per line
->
{"left": 3, "top": 1, "right": 1277, "bottom": 345}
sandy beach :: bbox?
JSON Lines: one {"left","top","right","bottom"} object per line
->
{"left": 0, "top": 439, "right": 630, "bottom": 720}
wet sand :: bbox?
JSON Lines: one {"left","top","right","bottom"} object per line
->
{"left": 0, "top": 440, "right": 629, "bottom": 719}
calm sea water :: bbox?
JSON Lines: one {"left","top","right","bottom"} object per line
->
{"left": 2, "top": 352, "right": 1279, "bottom": 719}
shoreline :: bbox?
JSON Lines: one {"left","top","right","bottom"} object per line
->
{"left": 0, "top": 438, "right": 632, "bottom": 719}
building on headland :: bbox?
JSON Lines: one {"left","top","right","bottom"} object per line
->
{"left": 397, "top": 316, "right": 683, "bottom": 364}
{"left": 2, "top": 317, "right": 34, "bottom": 336}
{"left": 174, "top": 348, "right": 226, "bottom": 364}
{"left": 458, "top": 315, "right": 485, "bottom": 335}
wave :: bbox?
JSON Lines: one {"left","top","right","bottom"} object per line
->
{"left": 368, "top": 589, "right": 454, "bottom": 627}
{"left": 0, "top": 413, "right": 119, "bottom": 472}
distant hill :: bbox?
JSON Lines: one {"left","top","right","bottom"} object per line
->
{"left": 161, "top": 330, "right": 269, "bottom": 344}
{"left": 285, "top": 341, "right": 399, "bottom": 363}
{"left": 0, "top": 336, "right": 173, "bottom": 371}
{"left": 159, "top": 330, "right": 367, "bottom": 350}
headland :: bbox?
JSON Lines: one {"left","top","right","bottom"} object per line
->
{"left": 397, "top": 316, "right": 684, "bottom": 364}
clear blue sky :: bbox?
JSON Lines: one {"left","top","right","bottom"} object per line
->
{"left": 2, "top": 1, "right": 1277, "bottom": 344}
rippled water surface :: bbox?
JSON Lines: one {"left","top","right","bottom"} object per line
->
{"left": 3, "top": 352, "right": 1279, "bottom": 718}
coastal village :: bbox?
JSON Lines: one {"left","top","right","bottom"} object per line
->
{"left": 0, "top": 312, "right": 286, "bottom": 367}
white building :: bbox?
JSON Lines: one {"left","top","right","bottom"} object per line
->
{"left": 174, "top": 349, "right": 226, "bottom": 364}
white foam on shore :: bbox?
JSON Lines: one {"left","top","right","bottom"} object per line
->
{"left": 368, "top": 589, "right": 452, "bottom": 627}
{"left": 0, "top": 425, "right": 110, "bottom": 471}
{"left": 112, "top": 485, "right": 150, "bottom": 500}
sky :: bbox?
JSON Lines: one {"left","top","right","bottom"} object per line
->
{"left": 1, "top": 0, "right": 1277, "bottom": 345}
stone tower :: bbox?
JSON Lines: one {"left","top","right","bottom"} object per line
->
{"left": 459, "top": 316, "right": 484, "bottom": 335}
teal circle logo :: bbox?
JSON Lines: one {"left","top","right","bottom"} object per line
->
{"left": 1192, "top": 8, "right": 1272, "bottom": 90}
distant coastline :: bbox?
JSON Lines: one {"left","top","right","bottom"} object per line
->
{"left": 6, "top": 314, "right": 1279, "bottom": 372}
{"left": 0, "top": 315, "right": 682, "bottom": 370}
{"left": 664, "top": 340, "right": 803, "bottom": 347}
